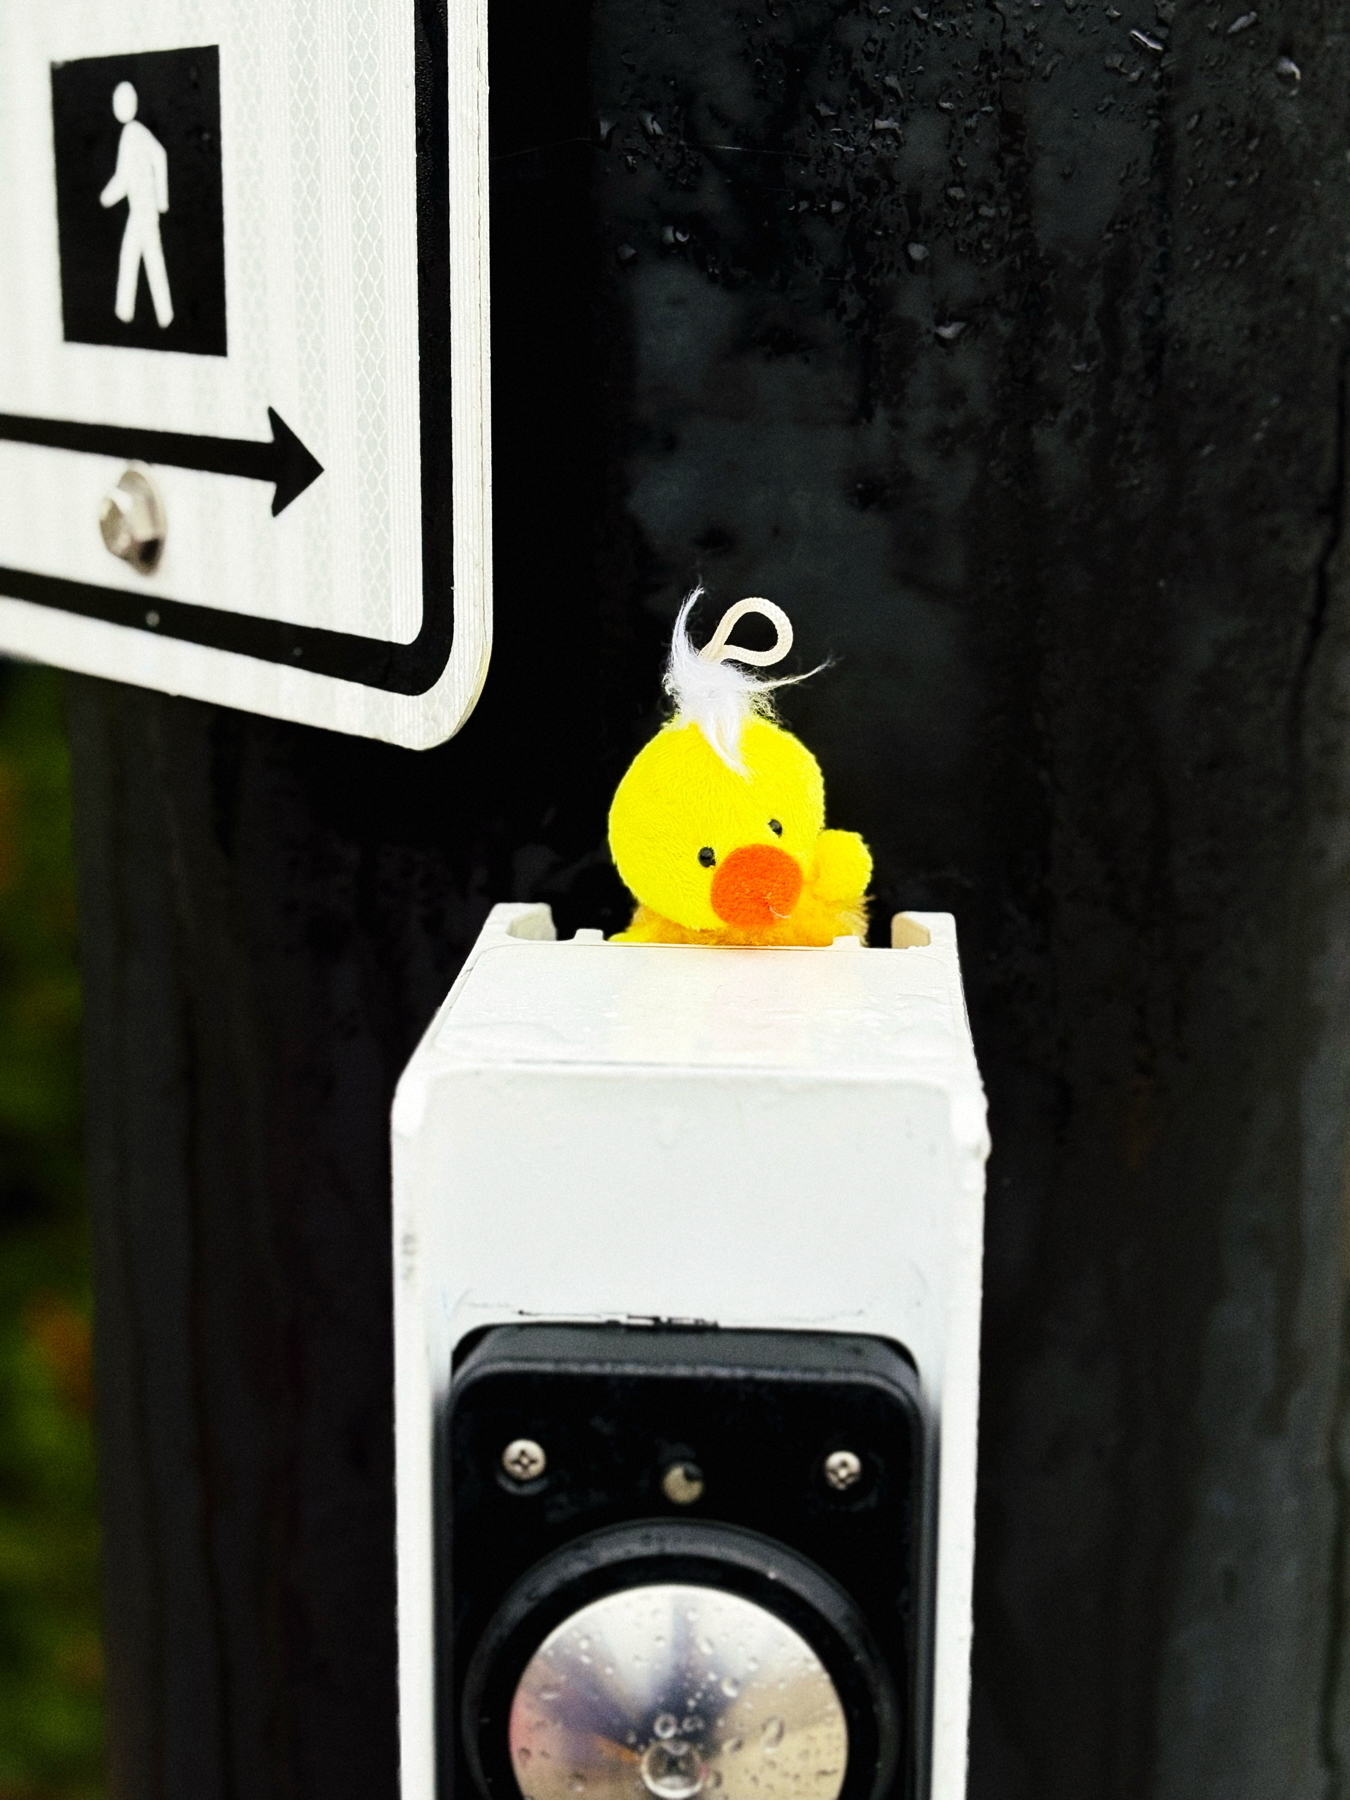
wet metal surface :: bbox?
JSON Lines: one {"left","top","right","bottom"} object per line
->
{"left": 508, "top": 1585, "right": 847, "bottom": 1800}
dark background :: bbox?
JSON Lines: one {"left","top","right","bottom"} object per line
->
{"left": 51, "top": 47, "right": 226, "bottom": 358}
{"left": 0, "top": 666, "right": 101, "bottom": 1800}
{"left": 63, "top": 0, "right": 1350, "bottom": 1796}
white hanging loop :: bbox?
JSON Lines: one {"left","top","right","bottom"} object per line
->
{"left": 698, "top": 598, "right": 794, "bottom": 668}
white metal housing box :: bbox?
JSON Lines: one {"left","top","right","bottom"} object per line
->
{"left": 392, "top": 904, "right": 988, "bottom": 1800}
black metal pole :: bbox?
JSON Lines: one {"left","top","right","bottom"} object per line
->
{"left": 68, "top": 0, "right": 1350, "bottom": 1794}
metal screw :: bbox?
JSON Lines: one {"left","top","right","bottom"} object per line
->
{"left": 502, "top": 1438, "right": 547, "bottom": 1483}
{"left": 823, "top": 1450, "right": 864, "bottom": 1493}
{"left": 661, "top": 1461, "right": 705, "bottom": 1506}
{"left": 99, "top": 466, "right": 166, "bottom": 575}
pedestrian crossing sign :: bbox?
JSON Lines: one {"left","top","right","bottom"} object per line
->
{"left": 51, "top": 47, "right": 228, "bottom": 359}
{"left": 0, "top": 2, "right": 490, "bottom": 749}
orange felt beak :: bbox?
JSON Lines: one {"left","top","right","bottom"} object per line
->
{"left": 709, "top": 843, "right": 804, "bottom": 931}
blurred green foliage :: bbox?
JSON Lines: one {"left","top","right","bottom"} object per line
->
{"left": 0, "top": 666, "right": 102, "bottom": 1800}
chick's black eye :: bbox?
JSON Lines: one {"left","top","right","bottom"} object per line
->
{"left": 698, "top": 846, "right": 716, "bottom": 868}
{"left": 768, "top": 819, "right": 783, "bottom": 836}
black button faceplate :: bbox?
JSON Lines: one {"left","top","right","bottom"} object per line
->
{"left": 441, "top": 1327, "right": 929, "bottom": 1800}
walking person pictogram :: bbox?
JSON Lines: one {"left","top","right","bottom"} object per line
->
{"left": 99, "top": 81, "right": 174, "bottom": 329}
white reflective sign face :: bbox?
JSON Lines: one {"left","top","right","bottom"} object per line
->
{"left": 0, "top": 0, "right": 490, "bottom": 749}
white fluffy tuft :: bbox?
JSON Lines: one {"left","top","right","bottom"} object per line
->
{"left": 663, "top": 587, "right": 818, "bottom": 774}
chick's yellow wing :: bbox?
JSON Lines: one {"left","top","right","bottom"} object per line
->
{"left": 809, "top": 829, "right": 873, "bottom": 904}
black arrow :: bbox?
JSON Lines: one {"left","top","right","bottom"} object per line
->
{"left": 0, "top": 406, "right": 324, "bottom": 516}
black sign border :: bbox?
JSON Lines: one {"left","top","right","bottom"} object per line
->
{"left": 0, "top": 0, "right": 455, "bottom": 700}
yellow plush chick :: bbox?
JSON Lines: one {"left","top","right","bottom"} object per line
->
{"left": 608, "top": 593, "right": 872, "bottom": 946}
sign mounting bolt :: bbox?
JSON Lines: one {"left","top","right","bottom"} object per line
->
{"left": 502, "top": 1438, "right": 547, "bottom": 1483}
{"left": 99, "top": 466, "right": 166, "bottom": 575}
